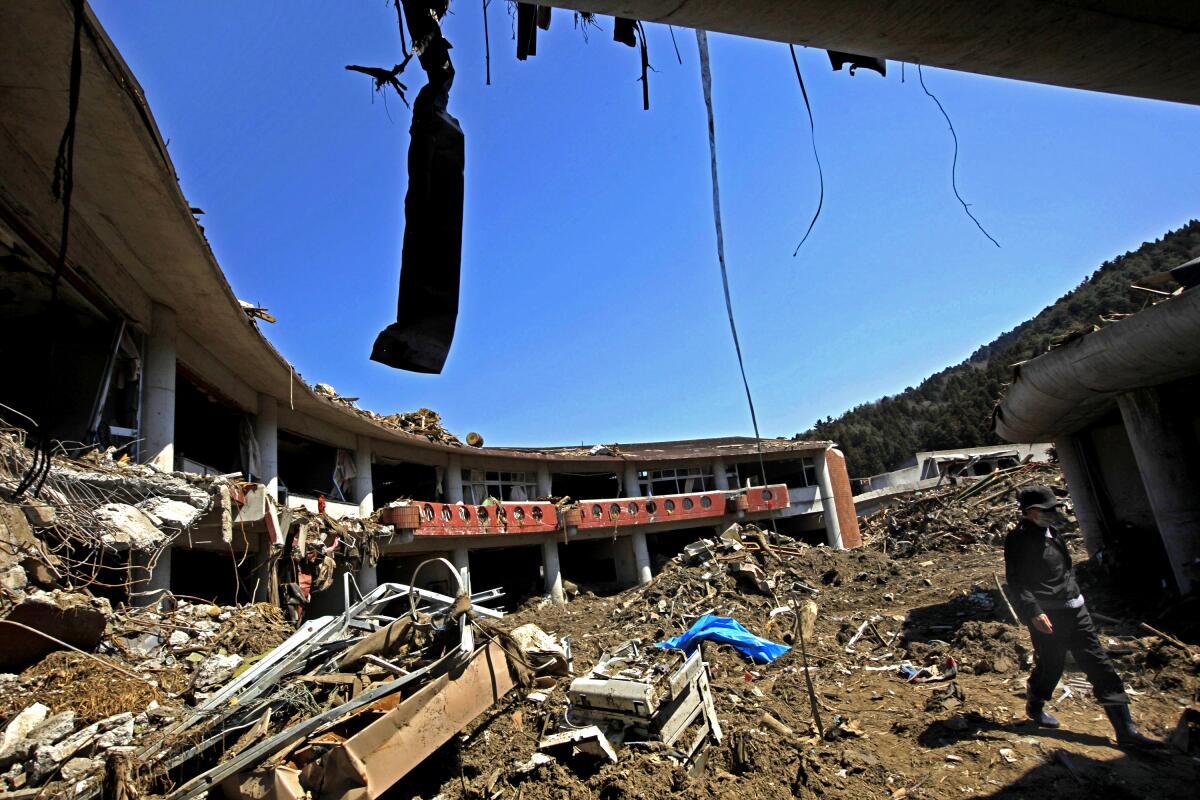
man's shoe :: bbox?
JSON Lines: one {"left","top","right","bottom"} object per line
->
{"left": 1026, "top": 699, "right": 1060, "bottom": 728}
{"left": 1103, "top": 704, "right": 1161, "bottom": 749}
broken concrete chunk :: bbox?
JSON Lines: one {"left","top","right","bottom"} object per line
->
{"left": 168, "top": 629, "right": 191, "bottom": 647}
{"left": 61, "top": 756, "right": 102, "bottom": 783}
{"left": 29, "top": 720, "right": 101, "bottom": 782}
{"left": 194, "top": 653, "right": 243, "bottom": 689}
{"left": 137, "top": 497, "right": 200, "bottom": 530}
{"left": 0, "top": 590, "right": 108, "bottom": 671}
{"left": 0, "top": 504, "right": 39, "bottom": 568}
{"left": 95, "top": 713, "right": 134, "bottom": 750}
{"left": 0, "top": 702, "right": 48, "bottom": 755}
{"left": 508, "top": 623, "right": 569, "bottom": 675}
{"left": 0, "top": 564, "right": 28, "bottom": 594}
{"left": 21, "top": 502, "right": 56, "bottom": 528}
{"left": 95, "top": 503, "right": 165, "bottom": 550}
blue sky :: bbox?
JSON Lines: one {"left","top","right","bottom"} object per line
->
{"left": 92, "top": 2, "right": 1200, "bottom": 446}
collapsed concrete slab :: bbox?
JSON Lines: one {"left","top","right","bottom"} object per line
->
{"left": 0, "top": 590, "right": 110, "bottom": 672}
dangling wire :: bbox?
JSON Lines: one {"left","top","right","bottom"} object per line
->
{"left": 788, "top": 45, "right": 824, "bottom": 257}
{"left": 482, "top": 0, "right": 492, "bottom": 85}
{"left": 636, "top": 21, "right": 652, "bottom": 110}
{"left": 695, "top": 30, "right": 775, "bottom": 532}
{"left": 917, "top": 64, "right": 1000, "bottom": 248}
{"left": 668, "top": 25, "right": 682, "bottom": 64}
{"left": 17, "top": 0, "right": 85, "bottom": 499}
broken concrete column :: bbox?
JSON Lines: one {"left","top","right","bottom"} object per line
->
{"left": 254, "top": 393, "right": 279, "bottom": 500}
{"left": 542, "top": 539, "right": 564, "bottom": 604}
{"left": 445, "top": 455, "right": 464, "bottom": 503}
{"left": 623, "top": 462, "right": 641, "bottom": 498}
{"left": 130, "top": 545, "right": 171, "bottom": 607}
{"left": 354, "top": 436, "right": 374, "bottom": 516}
{"left": 536, "top": 463, "right": 552, "bottom": 499}
{"left": 815, "top": 448, "right": 844, "bottom": 550}
{"left": 1117, "top": 388, "right": 1200, "bottom": 594}
{"left": 141, "top": 303, "right": 177, "bottom": 472}
{"left": 712, "top": 457, "right": 730, "bottom": 490}
{"left": 1054, "top": 434, "right": 1107, "bottom": 559}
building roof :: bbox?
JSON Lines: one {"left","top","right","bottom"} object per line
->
{"left": 501, "top": 437, "right": 830, "bottom": 462}
{"left": 995, "top": 286, "right": 1200, "bottom": 442}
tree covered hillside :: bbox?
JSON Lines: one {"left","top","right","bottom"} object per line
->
{"left": 803, "top": 220, "right": 1200, "bottom": 478}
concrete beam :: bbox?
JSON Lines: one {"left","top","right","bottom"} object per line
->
{"left": 546, "top": 2, "right": 1200, "bottom": 106}
{"left": 141, "top": 303, "right": 176, "bottom": 472}
{"left": 1117, "top": 388, "right": 1200, "bottom": 594}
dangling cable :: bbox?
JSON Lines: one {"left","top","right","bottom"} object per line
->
{"left": 17, "top": 0, "right": 85, "bottom": 499}
{"left": 482, "top": 0, "right": 492, "bottom": 85}
{"left": 788, "top": 45, "right": 824, "bottom": 257}
{"left": 917, "top": 64, "right": 1000, "bottom": 248}
{"left": 695, "top": 31, "right": 775, "bottom": 531}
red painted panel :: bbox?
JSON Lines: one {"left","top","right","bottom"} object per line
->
{"left": 379, "top": 501, "right": 561, "bottom": 537}
{"left": 572, "top": 491, "right": 730, "bottom": 529}
{"left": 737, "top": 484, "right": 791, "bottom": 514}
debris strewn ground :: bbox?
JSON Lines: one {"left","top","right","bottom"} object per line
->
{"left": 2, "top": 435, "right": 1197, "bottom": 799}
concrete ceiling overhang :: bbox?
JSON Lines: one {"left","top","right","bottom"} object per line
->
{"left": 552, "top": 1, "right": 1200, "bottom": 105}
{"left": 0, "top": 2, "right": 833, "bottom": 470}
{"left": 994, "top": 288, "right": 1200, "bottom": 443}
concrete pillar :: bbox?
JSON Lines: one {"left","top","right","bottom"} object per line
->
{"left": 255, "top": 394, "right": 279, "bottom": 501}
{"left": 631, "top": 531, "right": 652, "bottom": 584}
{"left": 1054, "top": 434, "right": 1108, "bottom": 558}
{"left": 1117, "top": 388, "right": 1200, "bottom": 594}
{"left": 712, "top": 457, "right": 730, "bottom": 490}
{"left": 131, "top": 546, "right": 171, "bottom": 607}
{"left": 445, "top": 455, "right": 464, "bottom": 503}
{"left": 542, "top": 539, "right": 564, "bottom": 603}
{"left": 623, "top": 462, "right": 641, "bottom": 498}
{"left": 141, "top": 303, "right": 177, "bottom": 472}
{"left": 357, "top": 562, "right": 379, "bottom": 594}
{"left": 536, "top": 463, "right": 553, "bottom": 498}
{"left": 452, "top": 546, "right": 470, "bottom": 574}
{"left": 354, "top": 436, "right": 374, "bottom": 516}
{"left": 815, "top": 448, "right": 844, "bottom": 550}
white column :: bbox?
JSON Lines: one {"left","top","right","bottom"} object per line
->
{"left": 1054, "top": 434, "right": 1107, "bottom": 559}
{"left": 631, "top": 531, "right": 652, "bottom": 584}
{"left": 445, "top": 455, "right": 464, "bottom": 503}
{"left": 131, "top": 546, "right": 171, "bottom": 607}
{"left": 452, "top": 546, "right": 470, "bottom": 573}
{"left": 623, "top": 462, "right": 641, "bottom": 497}
{"left": 354, "top": 436, "right": 374, "bottom": 516}
{"left": 542, "top": 539, "right": 564, "bottom": 603}
{"left": 141, "top": 303, "right": 176, "bottom": 472}
{"left": 255, "top": 394, "right": 279, "bottom": 500}
{"left": 815, "top": 448, "right": 844, "bottom": 550}
{"left": 712, "top": 457, "right": 730, "bottom": 490}
{"left": 536, "top": 463, "right": 553, "bottom": 498}
{"left": 1117, "top": 389, "right": 1200, "bottom": 594}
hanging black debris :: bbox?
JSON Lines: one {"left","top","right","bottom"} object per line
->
{"left": 370, "top": 1, "right": 465, "bottom": 374}
{"left": 516, "top": 3, "right": 538, "bottom": 60}
{"left": 613, "top": 17, "right": 637, "bottom": 47}
{"left": 827, "top": 50, "right": 886, "bottom": 77}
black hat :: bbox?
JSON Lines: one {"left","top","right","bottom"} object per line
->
{"left": 1018, "top": 485, "right": 1062, "bottom": 511}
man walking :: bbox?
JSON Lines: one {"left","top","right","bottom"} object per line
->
{"left": 1004, "top": 485, "right": 1157, "bottom": 748}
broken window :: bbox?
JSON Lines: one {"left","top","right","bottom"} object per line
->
{"left": 639, "top": 467, "right": 714, "bottom": 496}
{"left": 462, "top": 470, "right": 537, "bottom": 503}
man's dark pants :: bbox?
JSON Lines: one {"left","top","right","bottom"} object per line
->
{"left": 1027, "top": 604, "right": 1129, "bottom": 706}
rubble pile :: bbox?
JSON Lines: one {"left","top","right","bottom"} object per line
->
{"left": 0, "top": 425, "right": 230, "bottom": 604}
{"left": 859, "top": 462, "right": 1068, "bottom": 556}
{"left": 312, "top": 383, "right": 464, "bottom": 445}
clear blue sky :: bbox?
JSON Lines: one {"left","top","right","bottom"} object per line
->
{"left": 92, "top": 2, "right": 1200, "bottom": 447}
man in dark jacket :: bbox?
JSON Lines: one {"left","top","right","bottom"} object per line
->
{"left": 1004, "top": 485, "right": 1157, "bottom": 748}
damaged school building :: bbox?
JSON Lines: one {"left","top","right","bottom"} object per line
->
{"left": 0, "top": 1, "right": 862, "bottom": 618}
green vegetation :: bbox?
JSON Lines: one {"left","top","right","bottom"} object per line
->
{"left": 801, "top": 220, "right": 1200, "bottom": 478}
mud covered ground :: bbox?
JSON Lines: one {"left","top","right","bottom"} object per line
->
{"left": 390, "top": 536, "right": 1199, "bottom": 800}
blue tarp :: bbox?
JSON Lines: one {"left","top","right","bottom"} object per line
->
{"left": 655, "top": 614, "right": 791, "bottom": 664}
